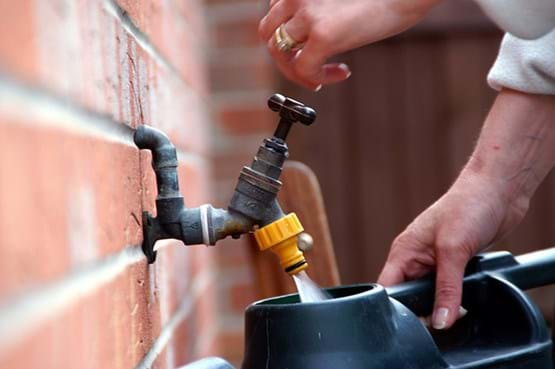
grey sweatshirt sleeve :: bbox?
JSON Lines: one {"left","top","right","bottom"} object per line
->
{"left": 487, "top": 29, "right": 555, "bottom": 95}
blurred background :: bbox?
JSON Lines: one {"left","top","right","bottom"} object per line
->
{"left": 0, "top": 0, "right": 553, "bottom": 368}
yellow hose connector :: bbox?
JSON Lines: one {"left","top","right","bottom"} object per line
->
{"left": 254, "top": 213, "right": 308, "bottom": 275}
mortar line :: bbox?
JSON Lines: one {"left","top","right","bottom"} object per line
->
{"left": 134, "top": 268, "right": 216, "bottom": 369}
{"left": 0, "top": 245, "right": 147, "bottom": 353}
{"left": 208, "top": 46, "right": 267, "bottom": 63}
{"left": 206, "top": 2, "right": 263, "bottom": 24}
{"left": 0, "top": 73, "right": 134, "bottom": 145}
{"left": 192, "top": 318, "right": 219, "bottom": 358}
{"left": 102, "top": 0, "right": 212, "bottom": 111}
{"left": 0, "top": 73, "right": 208, "bottom": 163}
{"left": 211, "top": 89, "right": 275, "bottom": 105}
{"left": 103, "top": 0, "right": 189, "bottom": 88}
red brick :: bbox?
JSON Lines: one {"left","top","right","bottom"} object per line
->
{"left": 115, "top": 0, "right": 208, "bottom": 90}
{"left": 0, "top": 261, "right": 160, "bottom": 369}
{"left": 0, "top": 1, "right": 210, "bottom": 154}
{"left": 210, "top": 58, "right": 275, "bottom": 92}
{"left": 167, "top": 320, "right": 193, "bottom": 367}
{"left": 0, "top": 242, "right": 223, "bottom": 369}
{"left": 230, "top": 283, "right": 257, "bottom": 313}
{"left": 0, "top": 0, "right": 40, "bottom": 80}
{"left": 211, "top": 151, "right": 253, "bottom": 182}
{"left": 214, "top": 237, "right": 258, "bottom": 270}
{"left": 212, "top": 19, "right": 261, "bottom": 49}
{"left": 217, "top": 104, "right": 275, "bottom": 135}
{"left": 200, "top": 331, "right": 245, "bottom": 367}
{"left": 0, "top": 118, "right": 212, "bottom": 300}
{"left": 150, "top": 272, "right": 223, "bottom": 367}
{"left": 0, "top": 120, "right": 139, "bottom": 298}
{"left": 0, "top": 0, "right": 278, "bottom": 366}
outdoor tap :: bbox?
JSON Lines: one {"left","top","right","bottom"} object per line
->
{"left": 134, "top": 94, "right": 316, "bottom": 275}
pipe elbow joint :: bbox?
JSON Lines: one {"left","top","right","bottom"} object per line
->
{"left": 134, "top": 125, "right": 173, "bottom": 152}
{"left": 134, "top": 125, "right": 181, "bottom": 200}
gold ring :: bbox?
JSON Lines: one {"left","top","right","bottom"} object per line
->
{"left": 274, "top": 24, "right": 299, "bottom": 53}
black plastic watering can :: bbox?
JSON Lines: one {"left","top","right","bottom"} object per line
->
{"left": 183, "top": 248, "right": 555, "bottom": 369}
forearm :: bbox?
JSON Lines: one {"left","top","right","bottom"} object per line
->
{"left": 465, "top": 89, "right": 555, "bottom": 206}
{"left": 374, "top": 0, "right": 444, "bottom": 42}
{"left": 389, "top": 0, "right": 444, "bottom": 18}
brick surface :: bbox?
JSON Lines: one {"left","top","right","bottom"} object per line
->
{"left": 149, "top": 265, "right": 221, "bottom": 367}
{"left": 115, "top": 0, "right": 208, "bottom": 90}
{"left": 217, "top": 104, "right": 275, "bottom": 135}
{"left": 0, "top": 120, "right": 140, "bottom": 299}
{"left": 0, "top": 0, "right": 40, "bottom": 81}
{"left": 212, "top": 18, "right": 261, "bottom": 49}
{"left": 210, "top": 57, "right": 275, "bottom": 92}
{"left": 0, "top": 0, "right": 210, "bottom": 154}
{"left": 0, "top": 236, "right": 221, "bottom": 369}
{"left": 230, "top": 283, "right": 257, "bottom": 313}
{"left": 201, "top": 331, "right": 245, "bottom": 367}
{"left": 0, "top": 118, "right": 211, "bottom": 301}
{"left": 0, "top": 261, "right": 160, "bottom": 369}
{"left": 0, "top": 0, "right": 277, "bottom": 366}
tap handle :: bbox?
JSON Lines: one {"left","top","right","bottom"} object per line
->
{"left": 268, "top": 94, "right": 316, "bottom": 140}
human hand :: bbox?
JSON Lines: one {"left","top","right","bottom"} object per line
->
{"left": 378, "top": 169, "right": 529, "bottom": 330}
{"left": 378, "top": 90, "right": 555, "bottom": 330}
{"left": 259, "top": 0, "right": 442, "bottom": 90}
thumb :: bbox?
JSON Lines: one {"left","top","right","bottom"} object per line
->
{"left": 432, "top": 244, "right": 469, "bottom": 330}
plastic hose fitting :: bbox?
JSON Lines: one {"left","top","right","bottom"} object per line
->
{"left": 254, "top": 213, "right": 308, "bottom": 275}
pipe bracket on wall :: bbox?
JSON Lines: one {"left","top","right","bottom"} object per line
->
{"left": 141, "top": 212, "right": 161, "bottom": 263}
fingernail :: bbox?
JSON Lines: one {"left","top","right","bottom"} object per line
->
{"left": 458, "top": 306, "right": 468, "bottom": 318}
{"left": 433, "top": 308, "right": 449, "bottom": 330}
{"left": 314, "top": 84, "right": 322, "bottom": 92}
{"left": 338, "top": 63, "right": 352, "bottom": 78}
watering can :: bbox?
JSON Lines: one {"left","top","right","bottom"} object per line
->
{"left": 182, "top": 248, "right": 555, "bottom": 369}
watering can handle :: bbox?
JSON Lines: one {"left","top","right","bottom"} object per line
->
{"left": 386, "top": 247, "right": 555, "bottom": 316}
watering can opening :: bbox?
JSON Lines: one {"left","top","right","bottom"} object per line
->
{"left": 254, "top": 284, "right": 377, "bottom": 306}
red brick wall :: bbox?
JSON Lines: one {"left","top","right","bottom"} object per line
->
{"left": 0, "top": 0, "right": 276, "bottom": 367}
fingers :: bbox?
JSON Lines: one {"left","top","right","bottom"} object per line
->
{"left": 266, "top": 39, "right": 320, "bottom": 90}
{"left": 259, "top": 1, "right": 352, "bottom": 89}
{"left": 283, "top": 14, "right": 309, "bottom": 44}
{"left": 432, "top": 244, "right": 470, "bottom": 330}
{"left": 377, "top": 261, "right": 405, "bottom": 286}
{"left": 322, "top": 63, "right": 352, "bottom": 84}
{"left": 295, "top": 41, "right": 351, "bottom": 85}
{"left": 419, "top": 306, "right": 468, "bottom": 328}
{"left": 259, "top": 1, "right": 294, "bottom": 42}
{"left": 292, "top": 42, "right": 326, "bottom": 83}
{"left": 266, "top": 38, "right": 351, "bottom": 90}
